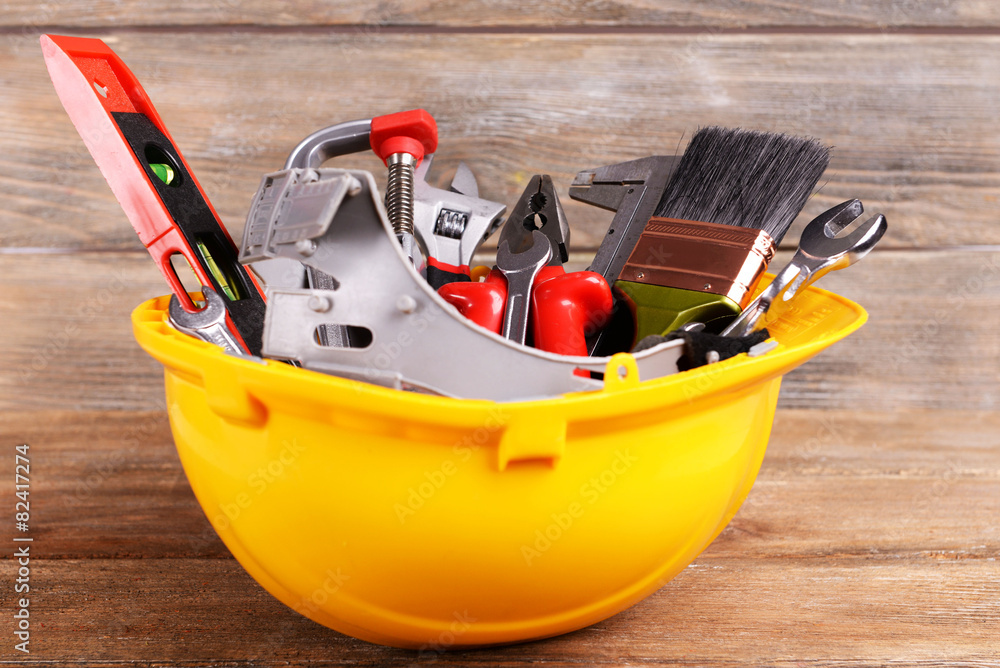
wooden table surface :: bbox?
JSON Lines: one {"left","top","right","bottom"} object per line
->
{"left": 2, "top": 3, "right": 999, "bottom": 665}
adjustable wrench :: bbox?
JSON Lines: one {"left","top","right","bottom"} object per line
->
{"left": 413, "top": 155, "right": 507, "bottom": 288}
{"left": 168, "top": 287, "right": 243, "bottom": 355}
{"left": 722, "top": 199, "right": 887, "bottom": 337}
{"left": 495, "top": 230, "right": 552, "bottom": 344}
{"left": 439, "top": 177, "right": 612, "bottom": 352}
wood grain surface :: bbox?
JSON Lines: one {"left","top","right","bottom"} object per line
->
{"left": 2, "top": 1, "right": 1000, "bottom": 29}
{"left": 1, "top": 4, "right": 998, "bottom": 666}
{"left": 4, "top": 32, "right": 1000, "bottom": 249}
{"left": 0, "top": 409, "right": 995, "bottom": 665}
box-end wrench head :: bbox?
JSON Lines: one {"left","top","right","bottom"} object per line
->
{"left": 722, "top": 199, "right": 887, "bottom": 337}
{"left": 496, "top": 229, "right": 552, "bottom": 345}
{"left": 168, "top": 286, "right": 244, "bottom": 355}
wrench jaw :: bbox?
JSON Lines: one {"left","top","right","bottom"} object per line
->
{"left": 448, "top": 161, "right": 480, "bottom": 198}
{"left": 722, "top": 202, "right": 888, "bottom": 338}
{"left": 856, "top": 213, "right": 887, "bottom": 256}
{"left": 168, "top": 287, "right": 221, "bottom": 328}
{"left": 412, "top": 154, "right": 507, "bottom": 287}
{"left": 801, "top": 199, "right": 885, "bottom": 262}
{"left": 168, "top": 286, "right": 245, "bottom": 356}
{"left": 801, "top": 212, "right": 887, "bottom": 287}
{"left": 813, "top": 198, "right": 864, "bottom": 236}
{"left": 837, "top": 213, "right": 888, "bottom": 264}
{"left": 495, "top": 232, "right": 553, "bottom": 345}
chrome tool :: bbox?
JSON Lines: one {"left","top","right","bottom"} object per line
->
{"left": 168, "top": 287, "right": 244, "bottom": 356}
{"left": 495, "top": 230, "right": 553, "bottom": 345}
{"left": 722, "top": 199, "right": 887, "bottom": 337}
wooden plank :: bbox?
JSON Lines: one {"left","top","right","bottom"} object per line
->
{"left": 4, "top": 1, "right": 1000, "bottom": 30}
{"left": 1, "top": 249, "right": 998, "bottom": 412}
{"left": 0, "top": 402, "right": 995, "bottom": 662}
{"left": 1, "top": 405, "right": 997, "bottom": 662}
{"left": 0, "top": 410, "right": 230, "bottom": 559}
{"left": 1, "top": 557, "right": 995, "bottom": 664}
{"left": 0, "top": 253, "right": 168, "bottom": 412}
{"left": 717, "top": 409, "right": 1000, "bottom": 559}
{"left": 5, "top": 32, "right": 1000, "bottom": 249}
{"left": 777, "top": 248, "right": 1000, "bottom": 412}
{"left": 1, "top": 408, "right": 996, "bottom": 561}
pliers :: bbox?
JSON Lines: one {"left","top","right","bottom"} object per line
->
{"left": 497, "top": 175, "right": 570, "bottom": 265}
{"left": 439, "top": 176, "right": 613, "bottom": 357}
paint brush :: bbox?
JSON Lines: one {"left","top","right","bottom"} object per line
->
{"left": 614, "top": 126, "right": 830, "bottom": 341}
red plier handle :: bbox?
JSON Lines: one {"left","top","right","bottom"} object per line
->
{"left": 439, "top": 266, "right": 613, "bottom": 357}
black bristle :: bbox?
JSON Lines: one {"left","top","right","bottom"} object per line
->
{"left": 652, "top": 127, "right": 830, "bottom": 244}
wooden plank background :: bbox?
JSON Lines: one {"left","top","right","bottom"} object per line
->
{"left": 1, "top": 3, "right": 998, "bottom": 665}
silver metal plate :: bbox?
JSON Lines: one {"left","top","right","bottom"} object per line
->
{"left": 252, "top": 169, "right": 684, "bottom": 401}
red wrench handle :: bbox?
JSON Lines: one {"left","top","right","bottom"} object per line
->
{"left": 426, "top": 258, "right": 473, "bottom": 290}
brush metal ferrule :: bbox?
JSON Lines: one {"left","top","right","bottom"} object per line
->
{"left": 618, "top": 217, "right": 776, "bottom": 308}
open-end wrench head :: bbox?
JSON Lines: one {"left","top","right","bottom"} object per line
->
{"left": 815, "top": 198, "right": 863, "bottom": 233}
{"left": 800, "top": 199, "right": 887, "bottom": 263}
{"left": 721, "top": 201, "right": 888, "bottom": 338}
{"left": 496, "top": 230, "right": 552, "bottom": 345}
{"left": 496, "top": 230, "right": 553, "bottom": 275}
{"left": 168, "top": 286, "right": 228, "bottom": 328}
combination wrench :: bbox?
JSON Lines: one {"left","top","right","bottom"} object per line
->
{"left": 168, "top": 287, "right": 243, "bottom": 356}
{"left": 495, "top": 230, "right": 552, "bottom": 345}
{"left": 722, "top": 199, "right": 887, "bottom": 337}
